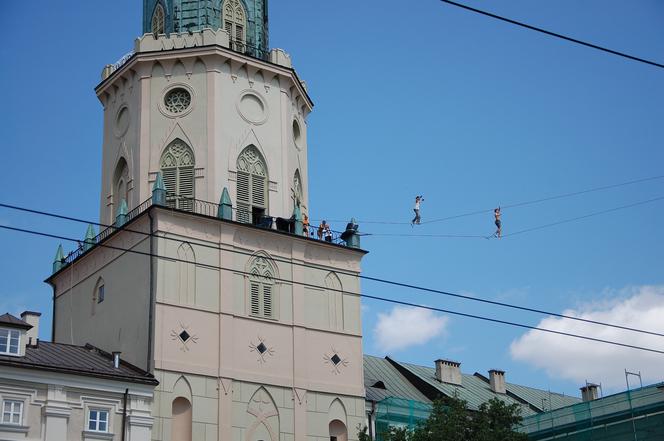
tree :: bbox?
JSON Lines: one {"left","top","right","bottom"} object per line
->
{"left": 361, "top": 396, "right": 527, "bottom": 441}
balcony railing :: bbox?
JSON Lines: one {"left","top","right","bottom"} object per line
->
{"left": 61, "top": 195, "right": 357, "bottom": 268}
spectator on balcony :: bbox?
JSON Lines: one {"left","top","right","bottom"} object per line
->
{"left": 303, "top": 214, "right": 310, "bottom": 237}
{"left": 324, "top": 223, "right": 333, "bottom": 243}
{"left": 318, "top": 220, "right": 330, "bottom": 241}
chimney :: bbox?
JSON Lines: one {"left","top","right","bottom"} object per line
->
{"left": 489, "top": 369, "right": 506, "bottom": 394}
{"left": 20, "top": 311, "right": 41, "bottom": 344}
{"left": 112, "top": 352, "right": 121, "bottom": 369}
{"left": 435, "top": 359, "right": 462, "bottom": 385}
{"left": 580, "top": 383, "right": 599, "bottom": 402}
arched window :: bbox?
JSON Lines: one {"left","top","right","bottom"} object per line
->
{"left": 92, "top": 277, "right": 105, "bottom": 315}
{"left": 293, "top": 169, "right": 303, "bottom": 210}
{"left": 248, "top": 255, "right": 276, "bottom": 319}
{"left": 160, "top": 139, "right": 195, "bottom": 211}
{"left": 223, "top": 0, "right": 247, "bottom": 51}
{"left": 113, "top": 158, "right": 129, "bottom": 217}
{"left": 171, "top": 397, "right": 192, "bottom": 441}
{"left": 236, "top": 146, "right": 268, "bottom": 224}
{"left": 151, "top": 3, "right": 165, "bottom": 35}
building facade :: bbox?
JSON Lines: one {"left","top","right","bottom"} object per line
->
{"left": 0, "top": 312, "right": 157, "bottom": 441}
{"left": 48, "top": 2, "right": 366, "bottom": 441}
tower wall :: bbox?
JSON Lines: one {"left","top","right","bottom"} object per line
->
{"left": 98, "top": 30, "right": 310, "bottom": 226}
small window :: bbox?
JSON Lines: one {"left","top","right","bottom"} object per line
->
{"left": 97, "top": 285, "right": 105, "bottom": 304}
{"left": 2, "top": 400, "right": 22, "bottom": 425}
{"left": 0, "top": 329, "right": 20, "bottom": 355}
{"left": 88, "top": 409, "right": 109, "bottom": 432}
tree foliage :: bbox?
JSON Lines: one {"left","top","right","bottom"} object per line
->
{"left": 369, "top": 396, "right": 528, "bottom": 441}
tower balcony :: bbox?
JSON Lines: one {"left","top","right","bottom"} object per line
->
{"left": 102, "top": 28, "right": 293, "bottom": 82}
{"left": 54, "top": 195, "right": 364, "bottom": 273}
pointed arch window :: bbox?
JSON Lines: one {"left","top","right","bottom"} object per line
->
{"left": 236, "top": 146, "right": 268, "bottom": 224}
{"left": 151, "top": 3, "right": 165, "bottom": 35}
{"left": 160, "top": 139, "right": 195, "bottom": 211}
{"left": 223, "top": 0, "right": 247, "bottom": 51}
{"left": 248, "top": 255, "right": 276, "bottom": 319}
{"left": 113, "top": 158, "right": 129, "bottom": 216}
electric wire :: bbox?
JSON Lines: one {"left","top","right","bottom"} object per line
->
{"left": 439, "top": 0, "right": 664, "bottom": 70}
{"left": 2, "top": 201, "right": 664, "bottom": 339}
{"left": 313, "top": 174, "right": 664, "bottom": 225}
{"left": 367, "top": 195, "right": 664, "bottom": 239}
{"left": 1, "top": 223, "right": 664, "bottom": 355}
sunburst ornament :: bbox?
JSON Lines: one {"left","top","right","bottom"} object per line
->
{"left": 170, "top": 323, "right": 198, "bottom": 352}
{"left": 323, "top": 347, "right": 349, "bottom": 374}
{"left": 249, "top": 336, "right": 275, "bottom": 364}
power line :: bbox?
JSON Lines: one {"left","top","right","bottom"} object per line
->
{"left": 367, "top": 195, "right": 664, "bottom": 239}
{"left": 2, "top": 201, "right": 664, "bottom": 338}
{"left": 502, "top": 195, "right": 664, "bottom": 238}
{"left": 1, "top": 223, "right": 664, "bottom": 355}
{"left": 314, "top": 174, "right": 664, "bottom": 225}
{"left": 439, "top": 0, "right": 664, "bottom": 70}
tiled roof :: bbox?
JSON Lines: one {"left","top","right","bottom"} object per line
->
{"left": 0, "top": 313, "right": 32, "bottom": 330}
{"left": 364, "top": 355, "right": 431, "bottom": 403}
{"left": 0, "top": 341, "right": 157, "bottom": 385}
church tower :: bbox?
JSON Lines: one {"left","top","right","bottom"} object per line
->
{"left": 49, "top": 2, "right": 366, "bottom": 441}
{"left": 143, "top": 0, "right": 268, "bottom": 59}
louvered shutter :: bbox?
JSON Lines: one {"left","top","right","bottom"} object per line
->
{"left": 250, "top": 281, "right": 260, "bottom": 316}
{"left": 178, "top": 166, "right": 195, "bottom": 211}
{"left": 225, "top": 21, "right": 233, "bottom": 38}
{"left": 251, "top": 175, "right": 266, "bottom": 209}
{"left": 162, "top": 168, "right": 177, "bottom": 208}
{"left": 237, "top": 171, "right": 251, "bottom": 223}
{"left": 262, "top": 285, "right": 272, "bottom": 318}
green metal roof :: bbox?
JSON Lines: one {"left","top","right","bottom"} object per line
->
{"left": 393, "top": 359, "right": 537, "bottom": 416}
{"left": 364, "top": 355, "right": 431, "bottom": 404}
{"left": 506, "top": 381, "right": 580, "bottom": 411}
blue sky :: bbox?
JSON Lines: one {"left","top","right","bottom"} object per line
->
{"left": 1, "top": 1, "right": 663, "bottom": 396}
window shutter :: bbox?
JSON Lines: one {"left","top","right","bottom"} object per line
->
{"left": 250, "top": 282, "right": 260, "bottom": 316}
{"left": 263, "top": 285, "right": 272, "bottom": 318}
{"left": 251, "top": 175, "right": 266, "bottom": 208}
{"left": 225, "top": 21, "right": 233, "bottom": 37}
{"left": 236, "top": 24, "right": 244, "bottom": 42}
{"left": 162, "top": 168, "right": 177, "bottom": 208}
{"left": 178, "top": 166, "right": 195, "bottom": 211}
{"left": 237, "top": 171, "right": 251, "bottom": 222}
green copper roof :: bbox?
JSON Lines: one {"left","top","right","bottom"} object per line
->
{"left": 153, "top": 172, "right": 166, "bottom": 191}
{"left": 364, "top": 355, "right": 431, "bottom": 404}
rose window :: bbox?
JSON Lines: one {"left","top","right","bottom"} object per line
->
{"left": 164, "top": 88, "right": 192, "bottom": 114}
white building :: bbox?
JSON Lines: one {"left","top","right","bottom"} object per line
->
{"left": 0, "top": 311, "right": 157, "bottom": 441}
{"left": 47, "top": 2, "right": 367, "bottom": 440}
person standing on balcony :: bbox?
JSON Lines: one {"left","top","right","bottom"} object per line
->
{"left": 303, "top": 214, "right": 310, "bottom": 237}
{"left": 411, "top": 195, "right": 424, "bottom": 225}
{"left": 317, "top": 221, "right": 326, "bottom": 240}
{"left": 324, "top": 222, "right": 333, "bottom": 242}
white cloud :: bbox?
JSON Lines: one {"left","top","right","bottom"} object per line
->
{"left": 374, "top": 306, "right": 448, "bottom": 352}
{"left": 510, "top": 285, "right": 664, "bottom": 390}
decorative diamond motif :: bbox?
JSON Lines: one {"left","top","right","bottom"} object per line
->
{"left": 331, "top": 354, "right": 341, "bottom": 365}
{"left": 170, "top": 323, "right": 198, "bottom": 352}
{"left": 324, "top": 347, "right": 349, "bottom": 374}
{"left": 179, "top": 330, "right": 190, "bottom": 342}
{"left": 249, "top": 336, "right": 275, "bottom": 364}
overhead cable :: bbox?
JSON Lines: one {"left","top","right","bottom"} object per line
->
{"left": 2, "top": 201, "right": 664, "bottom": 338}
{"left": 2, "top": 223, "right": 664, "bottom": 355}
{"left": 439, "top": 0, "right": 664, "bottom": 70}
